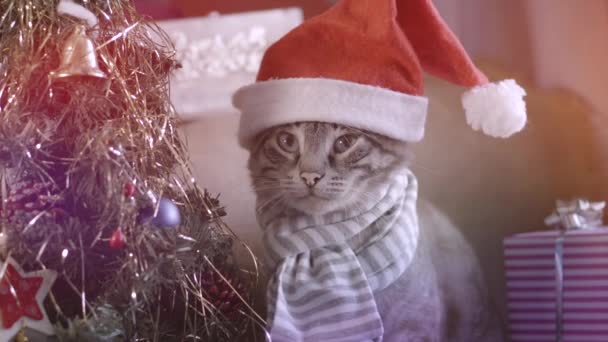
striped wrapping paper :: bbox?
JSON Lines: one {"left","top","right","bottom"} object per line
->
{"left": 504, "top": 228, "right": 608, "bottom": 342}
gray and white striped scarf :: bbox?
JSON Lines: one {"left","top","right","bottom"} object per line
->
{"left": 259, "top": 171, "right": 420, "bottom": 342}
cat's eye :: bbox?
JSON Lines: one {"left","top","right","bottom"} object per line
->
{"left": 333, "top": 134, "right": 358, "bottom": 154}
{"left": 276, "top": 132, "right": 299, "bottom": 153}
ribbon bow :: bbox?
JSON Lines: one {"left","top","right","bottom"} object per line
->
{"left": 544, "top": 198, "right": 605, "bottom": 230}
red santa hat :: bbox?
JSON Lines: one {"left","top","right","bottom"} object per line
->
{"left": 234, "top": 0, "right": 527, "bottom": 147}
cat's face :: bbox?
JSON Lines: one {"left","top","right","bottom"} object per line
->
{"left": 248, "top": 122, "right": 409, "bottom": 216}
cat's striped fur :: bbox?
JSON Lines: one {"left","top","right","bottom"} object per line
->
{"left": 248, "top": 122, "right": 504, "bottom": 341}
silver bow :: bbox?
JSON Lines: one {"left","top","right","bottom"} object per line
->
{"left": 544, "top": 198, "right": 605, "bottom": 230}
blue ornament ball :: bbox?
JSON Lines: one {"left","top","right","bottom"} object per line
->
{"left": 150, "top": 197, "right": 181, "bottom": 228}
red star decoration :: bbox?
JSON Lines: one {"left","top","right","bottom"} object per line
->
{"left": 0, "top": 264, "right": 44, "bottom": 329}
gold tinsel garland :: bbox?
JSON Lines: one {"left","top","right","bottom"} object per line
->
{"left": 0, "top": 0, "right": 264, "bottom": 340}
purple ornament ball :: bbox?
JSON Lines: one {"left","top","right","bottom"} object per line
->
{"left": 151, "top": 197, "right": 181, "bottom": 228}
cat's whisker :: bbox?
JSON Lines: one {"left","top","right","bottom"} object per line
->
{"left": 252, "top": 185, "right": 285, "bottom": 192}
{"left": 256, "top": 193, "right": 285, "bottom": 212}
{"left": 250, "top": 174, "right": 280, "bottom": 179}
{"left": 261, "top": 199, "right": 287, "bottom": 215}
{"left": 251, "top": 175, "right": 293, "bottom": 181}
{"left": 252, "top": 182, "right": 279, "bottom": 188}
{"left": 252, "top": 186, "right": 282, "bottom": 193}
{"left": 408, "top": 160, "right": 441, "bottom": 175}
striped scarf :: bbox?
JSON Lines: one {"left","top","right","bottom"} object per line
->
{"left": 260, "top": 171, "right": 420, "bottom": 342}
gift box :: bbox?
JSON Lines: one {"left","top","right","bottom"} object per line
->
{"left": 504, "top": 200, "right": 608, "bottom": 342}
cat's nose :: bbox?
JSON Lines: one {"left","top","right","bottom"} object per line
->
{"left": 300, "top": 172, "right": 324, "bottom": 187}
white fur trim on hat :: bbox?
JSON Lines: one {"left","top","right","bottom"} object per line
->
{"left": 462, "top": 79, "right": 527, "bottom": 138}
{"left": 233, "top": 78, "right": 428, "bottom": 148}
{"left": 57, "top": 0, "right": 98, "bottom": 27}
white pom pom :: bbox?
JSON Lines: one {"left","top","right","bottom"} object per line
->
{"left": 461, "top": 79, "right": 527, "bottom": 138}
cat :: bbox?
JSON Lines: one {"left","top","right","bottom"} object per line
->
{"left": 247, "top": 122, "right": 505, "bottom": 342}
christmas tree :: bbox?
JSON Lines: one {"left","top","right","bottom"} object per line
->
{"left": 0, "top": 0, "right": 262, "bottom": 340}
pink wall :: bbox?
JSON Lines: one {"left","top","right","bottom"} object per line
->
{"left": 526, "top": 0, "right": 608, "bottom": 114}
{"left": 434, "top": 0, "right": 533, "bottom": 76}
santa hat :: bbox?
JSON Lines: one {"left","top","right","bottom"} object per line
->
{"left": 234, "top": 0, "right": 527, "bottom": 147}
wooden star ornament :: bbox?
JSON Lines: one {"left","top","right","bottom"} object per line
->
{"left": 0, "top": 257, "right": 57, "bottom": 341}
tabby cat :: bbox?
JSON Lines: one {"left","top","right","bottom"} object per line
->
{"left": 248, "top": 122, "right": 504, "bottom": 341}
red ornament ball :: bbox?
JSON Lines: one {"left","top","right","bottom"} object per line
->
{"left": 123, "top": 183, "right": 136, "bottom": 198}
{"left": 109, "top": 228, "right": 126, "bottom": 249}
